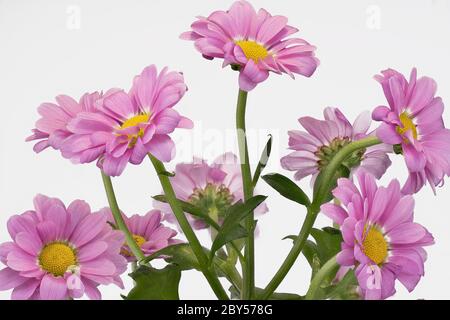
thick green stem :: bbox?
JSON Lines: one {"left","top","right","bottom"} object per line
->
{"left": 313, "top": 136, "right": 382, "bottom": 205}
{"left": 148, "top": 154, "right": 229, "bottom": 300}
{"left": 236, "top": 89, "right": 255, "bottom": 300}
{"left": 260, "top": 136, "right": 381, "bottom": 299}
{"left": 101, "top": 172, "right": 146, "bottom": 261}
{"left": 219, "top": 263, "right": 243, "bottom": 292}
{"left": 305, "top": 256, "right": 338, "bottom": 300}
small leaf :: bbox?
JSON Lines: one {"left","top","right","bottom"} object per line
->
{"left": 253, "top": 135, "right": 273, "bottom": 187}
{"left": 158, "top": 170, "right": 176, "bottom": 177}
{"left": 262, "top": 173, "right": 310, "bottom": 207}
{"left": 209, "top": 195, "right": 267, "bottom": 261}
{"left": 282, "top": 235, "right": 298, "bottom": 242}
{"left": 127, "top": 265, "right": 181, "bottom": 300}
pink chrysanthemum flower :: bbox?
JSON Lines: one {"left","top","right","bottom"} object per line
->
{"left": 181, "top": 0, "right": 319, "bottom": 91}
{"left": 322, "top": 173, "right": 434, "bottom": 300}
{"left": 0, "top": 195, "right": 127, "bottom": 300}
{"left": 154, "top": 153, "right": 268, "bottom": 231}
{"left": 103, "top": 209, "right": 180, "bottom": 262}
{"left": 373, "top": 68, "right": 450, "bottom": 194}
{"left": 62, "top": 65, "right": 193, "bottom": 177}
{"left": 26, "top": 92, "right": 102, "bottom": 154}
{"left": 281, "top": 107, "right": 392, "bottom": 183}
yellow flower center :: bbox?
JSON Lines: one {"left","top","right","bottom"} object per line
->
{"left": 396, "top": 112, "right": 418, "bottom": 141}
{"left": 39, "top": 242, "right": 77, "bottom": 277}
{"left": 362, "top": 226, "right": 388, "bottom": 265}
{"left": 235, "top": 40, "right": 268, "bottom": 63}
{"left": 119, "top": 113, "right": 150, "bottom": 147}
{"left": 121, "top": 234, "right": 147, "bottom": 257}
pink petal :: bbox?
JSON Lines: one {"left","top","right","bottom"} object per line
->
{"left": 70, "top": 213, "right": 107, "bottom": 248}
{"left": 15, "top": 232, "right": 42, "bottom": 256}
{"left": 0, "top": 268, "right": 27, "bottom": 290}
{"left": 376, "top": 123, "right": 403, "bottom": 145}
{"left": 40, "top": 274, "right": 68, "bottom": 300}
{"left": 81, "top": 259, "right": 116, "bottom": 276}
{"left": 77, "top": 241, "right": 108, "bottom": 262}
{"left": 147, "top": 134, "right": 175, "bottom": 162}
{"left": 387, "top": 223, "right": 427, "bottom": 245}
{"left": 101, "top": 151, "right": 131, "bottom": 177}
{"left": 11, "top": 278, "right": 40, "bottom": 300}
{"left": 321, "top": 203, "right": 348, "bottom": 225}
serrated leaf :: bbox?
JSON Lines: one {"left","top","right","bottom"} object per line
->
{"left": 262, "top": 173, "right": 310, "bottom": 207}
{"left": 209, "top": 195, "right": 267, "bottom": 261}
{"left": 253, "top": 135, "right": 273, "bottom": 187}
{"left": 127, "top": 265, "right": 181, "bottom": 300}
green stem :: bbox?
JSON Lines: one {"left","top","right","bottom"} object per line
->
{"left": 101, "top": 172, "right": 146, "bottom": 261}
{"left": 313, "top": 136, "right": 382, "bottom": 206}
{"left": 236, "top": 89, "right": 255, "bottom": 300}
{"left": 305, "top": 256, "right": 338, "bottom": 300}
{"left": 148, "top": 154, "right": 229, "bottom": 300}
{"left": 219, "top": 263, "right": 243, "bottom": 292}
{"left": 260, "top": 136, "right": 381, "bottom": 299}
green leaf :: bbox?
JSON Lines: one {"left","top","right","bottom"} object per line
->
{"left": 262, "top": 173, "right": 310, "bottom": 207}
{"left": 209, "top": 195, "right": 267, "bottom": 261}
{"left": 126, "top": 265, "right": 181, "bottom": 300}
{"left": 313, "top": 165, "right": 350, "bottom": 204}
{"left": 141, "top": 243, "right": 201, "bottom": 271}
{"left": 282, "top": 235, "right": 298, "bottom": 242}
{"left": 152, "top": 195, "right": 220, "bottom": 230}
{"left": 253, "top": 135, "right": 273, "bottom": 187}
{"left": 157, "top": 170, "right": 176, "bottom": 177}
{"left": 310, "top": 227, "right": 343, "bottom": 264}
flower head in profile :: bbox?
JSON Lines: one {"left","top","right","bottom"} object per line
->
{"left": 322, "top": 173, "right": 434, "bottom": 300}
{"left": 281, "top": 107, "right": 392, "bottom": 184}
{"left": 62, "top": 65, "right": 193, "bottom": 176}
{"left": 0, "top": 195, "right": 127, "bottom": 300}
{"left": 181, "top": 0, "right": 319, "bottom": 91}
{"left": 104, "top": 209, "right": 180, "bottom": 262}
{"left": 373, "top": 68, "right": 450, "bottom": 194}
{"left": 26, "top": 92, "right": 102, "bottom": 155}
{"left": 154, "top": 152, "right": 268, "bottom": 231}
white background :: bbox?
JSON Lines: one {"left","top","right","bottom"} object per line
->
{"left": 1, "top": 0, "right": 450, "bottom": 300}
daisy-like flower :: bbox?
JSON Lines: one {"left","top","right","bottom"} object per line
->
{"left": 181, "top": 0, "right": 319, "bottom": 91}
{"left": 62, "top": 65, "right": 193, "bottom": 177}
{"left": 154, "top": 153, "right": 268, "bottom": 231}
{"left": 103, "top": 209, "right": 180, "bottom": 262}
{"left": 373, "top": 68, "right": 450, "bottom": 194}
{"left": 281, "top": 107, "right": 392, "bottom": 184}
{"left": 321, "top": 173, "right": 434, "bottom": 300}
{"left": 26, "top": 92, "right": 102, "bottom": 155}
{"left": 0, "top": 195, "right": 127, "bottom": 300}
